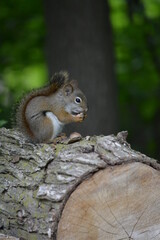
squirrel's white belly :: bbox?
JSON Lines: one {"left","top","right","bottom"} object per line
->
{"left": 46, "top": 112, "right": 64, "bottom": 139}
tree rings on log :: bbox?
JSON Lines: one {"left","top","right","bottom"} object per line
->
{"left": 57, "top": 162, "right": 160, "bottom": 240}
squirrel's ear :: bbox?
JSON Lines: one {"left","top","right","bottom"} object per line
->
{"left": 50, "top": 71, "right": 69, "bottom": 87}
{"left": 63, "top": 83, "right": 73, "bottom": 96}
{"left": 70, "top": 80, "right": 78, "bottom": 88}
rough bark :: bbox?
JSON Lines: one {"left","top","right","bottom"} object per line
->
{"left": 0, "top": 128, "right": 159, "bottom": 240}
{"left": 43, "top": 0, "right": 118, "bottom": 136}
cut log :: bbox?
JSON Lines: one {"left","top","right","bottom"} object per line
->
{"left": 0, "top": 128, "right": 160, "bottom": 240}
{"left": 57, "top": 162, "right": 160, "bottom": 240}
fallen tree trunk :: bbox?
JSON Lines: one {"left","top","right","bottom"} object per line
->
{"left": 0, "top": 128, "right": 160, "bottom": 240}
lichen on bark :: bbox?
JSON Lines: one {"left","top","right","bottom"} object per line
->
{"left": 0, "top": 128, "right": 159, "bottom": 240}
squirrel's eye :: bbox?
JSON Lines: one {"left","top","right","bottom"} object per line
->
{"left": 75, "top": 97, "right": 82, "bottom": 104}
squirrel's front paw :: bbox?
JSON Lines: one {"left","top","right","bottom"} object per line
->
{"left": 52, "top": 133, "right": 67, "bottom": 144}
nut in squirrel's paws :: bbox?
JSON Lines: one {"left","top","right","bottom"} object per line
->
{"left": 72, "top": 112, "right": 87, "bottom": 122}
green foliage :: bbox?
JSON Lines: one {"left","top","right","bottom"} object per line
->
{"left": 0, "top": 0, "right": 45, "bottom": 70}
{"left": 0, "top": 120, "right": 7, "bottom": 127}
{"left": 0, "top": 0, "right": 47, "bottom": 127}
{"left": 0, "top": 109, "right": 7, "bottom": 127}
{"left": 109, "top": 0, "right": 160, "bottom": 157}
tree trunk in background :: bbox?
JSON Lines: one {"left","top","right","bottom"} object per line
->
{"left": 43, "top": 0, "right": 118, "bottom": 136}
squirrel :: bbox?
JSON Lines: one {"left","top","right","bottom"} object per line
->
{"left": 16, "top": 71, "right": 88, "bottom": 143}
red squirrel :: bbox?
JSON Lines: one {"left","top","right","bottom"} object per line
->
{"left": 16, "top": 71, "right": 88, "bottom": 143}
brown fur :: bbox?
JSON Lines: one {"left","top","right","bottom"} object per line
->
{"left": 16, "top": 71, "right": 69, "bottom": 140}
{"left": 16, "top": 71, "right": 88, "bottom": 143}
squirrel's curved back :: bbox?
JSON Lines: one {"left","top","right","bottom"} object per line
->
{"left": 15, "top": 71, "right": 69, "bottom": 140}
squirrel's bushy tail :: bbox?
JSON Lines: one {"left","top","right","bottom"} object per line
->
{"left": 15, "top": 70, "right": 69, "bottom": 140}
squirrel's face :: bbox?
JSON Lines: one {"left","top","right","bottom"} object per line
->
{"left": 62, "top": 82, "right": 88, "bottom": 123}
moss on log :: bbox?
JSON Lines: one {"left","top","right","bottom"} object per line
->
{"left": 0, "top": 128, "right": 159, "bottom": 240}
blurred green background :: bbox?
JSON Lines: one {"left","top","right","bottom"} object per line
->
{"left": 0, "top": 0, "right": 160, "bottom": 159}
